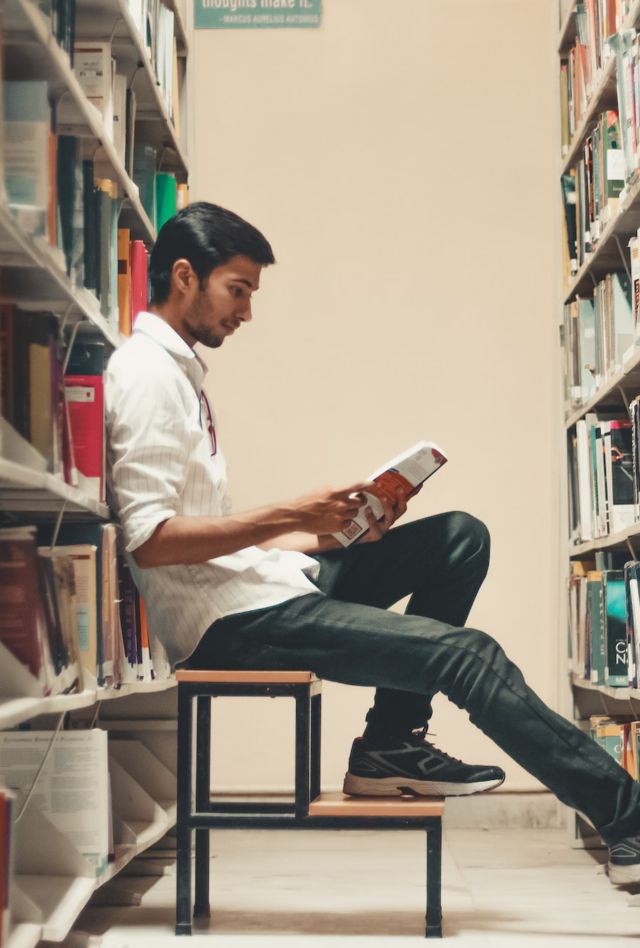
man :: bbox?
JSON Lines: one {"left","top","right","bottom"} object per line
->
{"left": 106, "top": 202, "right": 640, "bottom": 884}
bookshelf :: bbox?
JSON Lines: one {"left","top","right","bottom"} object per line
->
{"left": 0, "top": 0, "right": 189, "bottom": 942}
{"left": 559, "top": 1, "right": 640, "bottom": 841}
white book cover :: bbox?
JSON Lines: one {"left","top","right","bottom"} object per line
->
{"left": 3, "top": 81, "right": 49, "bottom": 235}
{"left": 630, "top": 234, "right": 640, "bottom": 343}
{"left": 333, "top": 441, "right": 447, "bottom": 547}
{"left": 0, "top": 730, "right": 109, "bottom": 876}
{"left": 112, "top": 73, "right": 128, "bottom": 164}
{"left": 594, "top": 419, "right": 609, "bottom": 537}
{"left": 575, "top": 419, "right": 593, "bottom": 542}
{"left": 72, "top": 44, "right": 114, "bottom": 142}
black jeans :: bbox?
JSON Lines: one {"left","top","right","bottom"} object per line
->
{"left": 185, "top": 511, "right": 640, "bottom": 844}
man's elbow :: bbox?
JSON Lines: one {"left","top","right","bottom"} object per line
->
{"left": 131, "top": 532, "right": 160, "bottom": 569}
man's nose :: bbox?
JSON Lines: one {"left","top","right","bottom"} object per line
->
{"left": 237, "top": 301, "right": 253, "bottom": 322}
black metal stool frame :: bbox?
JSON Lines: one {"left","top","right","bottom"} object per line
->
{"left": 176, "top": 678, "right": 443, "bottom": 939}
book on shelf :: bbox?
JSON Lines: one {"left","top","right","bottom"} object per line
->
{"left": 156, "top": 171, "right": 177, "bottom": 231}
{"left": 0, "top": 729, "right": 109, "bottom": 877}
{"left": 64, "top": 346, "right": 106, "bottom": 503}
{"left": 333, "top": 442, "right": 448, "bottom": 547}
{"left": 624, "top": 559, "right": 640, "bottom": 686}
{"left": 52, "top": 543, "right": 98, "bottom": 684}
{"left": 570, "top": 412, "right": 634, "bottom": 542}
{"left": 2, "top": 79, "right": 50, "bottom": 237}
{"left": 560, "top": 115, "right": 625, "bottom": 273}
{"left": 569, "top": 552, "right": 640, "bottom": 690}
{"left": 36, "top": 0, "right": 77, "bottom": 64}
{"left": 0, "top": 527, "right": 79, "bottom": 698}
{"left": 589, "top": 716, "right": 640, "bottom": 779}
{"left": 36, "top": 547, "right": 83, "bottom": 692}
{"left": 561, "top": 173, "right": 577, "bottom": 278}
{"left": 130, "top": 239, "right": 149, "bottom": 325}
{"left": 64, "top": 42, "right": 115, "bottom": 141}
{"left": 36, "top": 520, "right": 168, "bottom": 689}
{"left": 609, "top": 30, "right": 638, "bottom": 181}
{"left": 603, "top": 568, "right": 628, "bottom": 685}
{"left": 133, "top": 143, "right": 157, "bottom": 229}
{"left": 0, "top": 789, "right": 14, "bottom": 948}
{"left": 118, "top": 227, "right": 132, "bottom": 335}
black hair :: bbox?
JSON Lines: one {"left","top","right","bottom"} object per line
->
{"left": 149, "top": 201, "right": 276, "bottom": 304}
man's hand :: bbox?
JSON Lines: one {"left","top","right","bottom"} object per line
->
{"left": 354, "top": 483, "right": 408, "bottom": 544}
{"left": 289, "top": 482, "right": 379, "bottom": 536}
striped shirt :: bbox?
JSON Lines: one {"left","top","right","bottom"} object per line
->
{"left": 105, "top": 312, "right": 320, "bottom": 668}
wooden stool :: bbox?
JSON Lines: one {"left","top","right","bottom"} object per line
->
{"left": 175, "top": 669, "right": 444, "bottom": 938}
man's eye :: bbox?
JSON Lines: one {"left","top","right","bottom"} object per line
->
{"left": 231, "top": 287, "right": 243, "bottom": 298}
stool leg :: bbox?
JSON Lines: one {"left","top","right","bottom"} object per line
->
{"left": 294, "top": 686, "right": 311, "bottom": 818}
{"left": 425, "top": 821, "right": 443, "bottom": 938}
{"left": 176, "top": 685, "right": 194, "bottom": 935}
{"left": 310, "top": 693, "right": 322, "bottom": 800}
{"left": 194, "top": 696, "right": 211, "bottom": 918}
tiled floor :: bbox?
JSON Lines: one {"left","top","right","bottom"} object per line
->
{"left": 62, "top": 829, "right": 640, "bottom": 947}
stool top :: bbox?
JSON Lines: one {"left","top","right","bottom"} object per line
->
{"left": 308, "top": 791, "right": 445, "bottom": 818}
{"left": 175, "top": 669, "right": 321, "bottom": 684}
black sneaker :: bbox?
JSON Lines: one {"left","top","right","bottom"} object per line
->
{"left": 343, "top": 730, "right": 506, "bottom": 797}
{"left": 608, "top": 835, "right": 640, "bottom": 885}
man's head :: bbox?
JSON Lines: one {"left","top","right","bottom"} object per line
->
{"left": 149, "top": 202, "right": 275, "bottom": 348}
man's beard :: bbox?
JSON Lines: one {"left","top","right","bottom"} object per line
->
{"left": 193, "top": 327, "right": 224, "bottom": 348}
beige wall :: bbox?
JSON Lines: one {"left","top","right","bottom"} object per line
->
{"left": 190, "top": 0, "right": 559, "bottom": 791}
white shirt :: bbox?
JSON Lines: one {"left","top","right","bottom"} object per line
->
{"left": 105, "top": 312, "right": 320, "bottom": 668}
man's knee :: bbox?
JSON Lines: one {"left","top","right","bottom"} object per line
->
{"left": 436, "top": 625, "right": 507, "bottom": 705}
{"left": 446, "top": 510, "right": 491, "bottom": 571}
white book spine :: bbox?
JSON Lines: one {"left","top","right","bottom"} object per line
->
{"left": 576, "top": 420, "right": 594, "bottom": 542}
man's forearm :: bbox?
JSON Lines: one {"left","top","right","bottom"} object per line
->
{"left": 133, "top": 506, "right": 301, "bottom": 568}
{"left": 261, "top": 532, "right": 341, "bottom": 555}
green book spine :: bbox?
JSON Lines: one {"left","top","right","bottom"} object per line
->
{"left": 604, "top": 570, "right": 628, "bottom": 686}
{"left": 155, "top": 172, "right": 177, "bottom": 231}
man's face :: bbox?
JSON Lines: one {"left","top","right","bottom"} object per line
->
{"left": 183, "top": 255, "right": 262, "bottom": 349}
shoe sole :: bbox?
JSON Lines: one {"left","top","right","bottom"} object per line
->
{"left": 342, "top": 773, "right": 505, "bottom": 797}
{"left": 608, "top": 862, "right": 640, "bottom": 885}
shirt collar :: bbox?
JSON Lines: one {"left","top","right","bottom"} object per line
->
{"left": 133, "top": 311, "right": 208, "bottom": 391}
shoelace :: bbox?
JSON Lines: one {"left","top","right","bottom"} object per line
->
{"left": 407, "top": 727, "right": 464, "bottom": 765}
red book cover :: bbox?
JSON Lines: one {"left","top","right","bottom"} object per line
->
{"left": 64, "top": 374, "right": 104, "bottom": 501}
{"left": 0, "top": 530, "right": 51, "bottom": 691}
{"left": 130, "top": 240, "right": 148, "bottom": 327}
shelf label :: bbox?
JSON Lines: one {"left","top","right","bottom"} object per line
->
{"left": 195, "top": 0, "right": 322, "bottom": 29}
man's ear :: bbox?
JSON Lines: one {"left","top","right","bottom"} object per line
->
{"left": 172, "top": 258, "right": 194, "bottom": 296}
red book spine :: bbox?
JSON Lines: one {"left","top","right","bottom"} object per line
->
{"left": 63, "top": 374, "right": 105, "bottom": 501}
{"left": 130, "top": 240, "right": 148, "bottom": 327}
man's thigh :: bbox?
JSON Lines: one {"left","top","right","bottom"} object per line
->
{"left": 313, "top": 511, "right": 487, "bottom": 611}
{"left": 190, "top": 592, "right": 463, "bottom": 695}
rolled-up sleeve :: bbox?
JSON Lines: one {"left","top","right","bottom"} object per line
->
{"left": 106, "top": 365, "right": 189, "bottom": 553}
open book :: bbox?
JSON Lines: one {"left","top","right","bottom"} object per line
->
{"left": 333, "top": 441, "right": 448, "bottom": 547}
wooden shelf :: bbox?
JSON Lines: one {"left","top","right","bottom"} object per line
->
{"left": 0, "top": 680, "right": 176, "bottom": 730}
{"left": 0, "top": 201, "right": 122, "bottom": 348}
{"left": 3, "top": 0, "right": 156, "bottom": 243}
{"left": 568, "top": 521, "right": 640, "bottom": 557}
{"left": 564, "top": 345, "right": 640, "bottom": 429}
{"left": 563, "top": 173, "right": 640, "bottom": 305}
{"left": 0, "top": 458, "right": 110, "bottom": 519}
{"left": 558, "top": 3, "right": 577, "bottom": 54}
{"left": 101, "top": 804, "right": 176, "bottom": 883}
{"left": 7, "top": 802, "right": 175, "bottom": 944}
{"left": 571, "top": 673, "right": 640, "bottom": 701}
{"left": 6, "top": 923, "right": 41, "bottom": 948}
